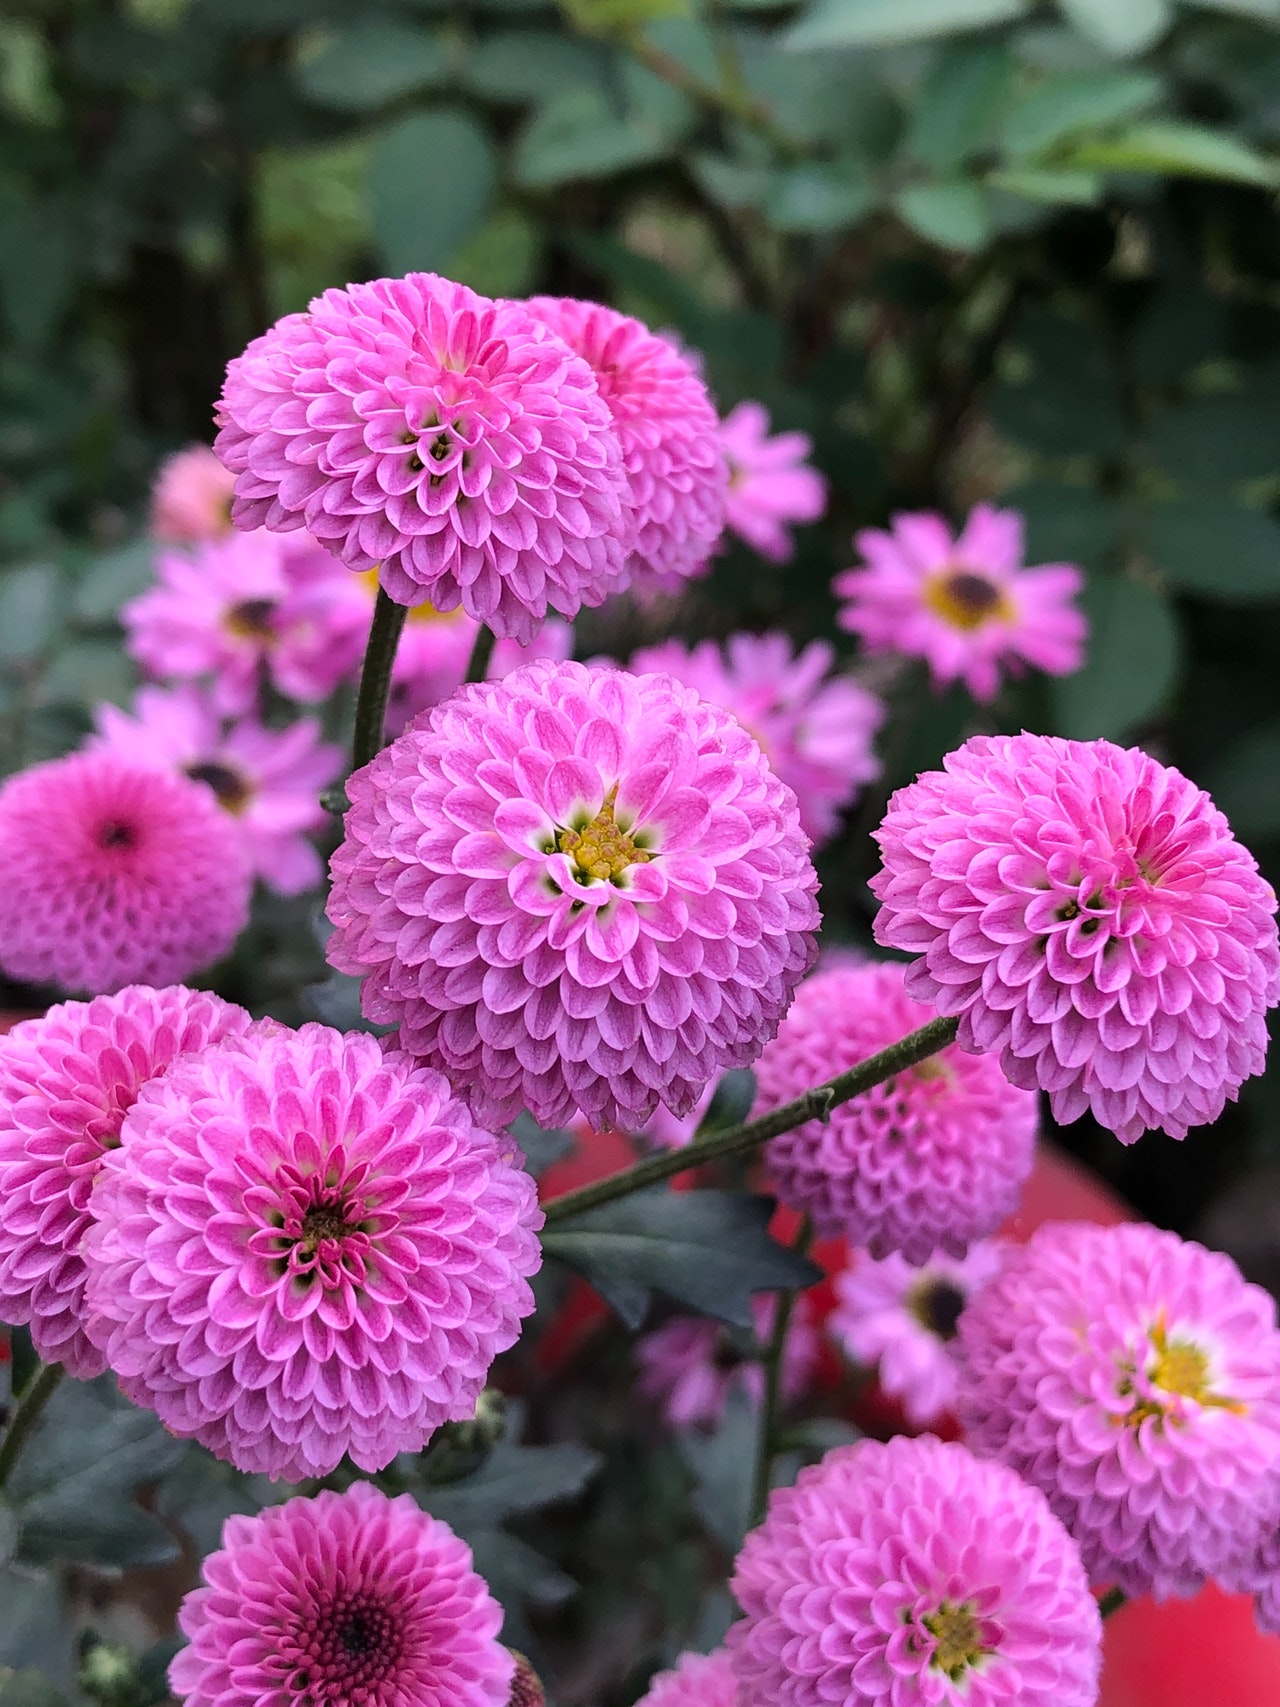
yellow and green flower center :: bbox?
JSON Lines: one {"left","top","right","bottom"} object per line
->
{"left": 923, "top": 1601, "right": 991, "bottom": 1681}
{"left": 923, "top": 568, "right": 1012, "bottom": 633}
{"left": 555, "top": 789, "right": 651, "bottom": 884}
{"left": 1116, "top": 1317, "right": 1245, "bottom": 1426}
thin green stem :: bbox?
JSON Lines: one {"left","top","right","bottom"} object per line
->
{"left": 464, "top": 623, "right": 496, "bottom": 686}
{"left": 541, "top": 1014, "right": 961, "bottom": 1223}
{"left": 351, "top": 589, "right": 409, "bottom": 774}
{"left": 1098, "top": 1587, "right": 1126, "bottom": 1620}
{"left": 751, "top": 1217, "right": 812, "bottom": 1525}
{"left": 0, "top": 1361, "right": 63, "bottom": 1489}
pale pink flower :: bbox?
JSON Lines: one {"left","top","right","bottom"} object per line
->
{"left": 636, "top": 1650, "right": 737, "bottom": 1707}
{"left": 720, "top": 401, "right": 826, "bottom": 562}
{"left": 150, "top": 444, "right": 236, "bottom": 546}
{"left": 635, "top": 1295, "right": 818, "bottom": 1431}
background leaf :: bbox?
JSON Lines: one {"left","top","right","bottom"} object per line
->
{"left": 369, "top": 109, "right": 499, "bottom": 275}
{"left": 1137, "top": 499, "right": 1280, "bottom": 600}
{"left": 1049, "top": 573, "right": 1180, "bottom": 739}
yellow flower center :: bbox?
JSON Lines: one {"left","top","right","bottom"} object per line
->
{"left": 1116, "top": 1317, "right": 1246, "bottom": 1427}
{"left": 555, "top": 789, "right": 651, "bottom": 884}
{"left": 356, "top": 568, "right": 466, "bottom": 628}
{"left": 923, "top": 567, "right": 1013, "bottom": 632}
{"left": 923, "top": 1601, "right": 990, "bottom": 1681}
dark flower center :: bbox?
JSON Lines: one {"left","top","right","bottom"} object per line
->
{"left": 185, "top": 761, "right": 252, "bottom": 813}
{"left": 286, "top": 1594, "right": 402, "bottom": 1701}
{"left": 924, "top": 568, "right": 1011, "bottom": 632}
{"left": 96, "top": 818, "right": 138, "bottom": 851}
{"left": 224, "top": 598, "right": 277, "bottom": 641}
{"left": 909, "top": 1279, "right": 967, "bottom": 1342}
{"left": 301, "top": 1200, "right": 355, "bottom": 1250}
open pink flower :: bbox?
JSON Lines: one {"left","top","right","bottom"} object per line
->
{"left": 720, "top": 402, "right": 826, "bottom": 562}
{"left": 635, "top": 1650, "right": 737, "bottom": 1707}
{"left": 635, "top": 1294, "right": 818, "bottom": 1431}
{"left": 150, "top": 445, "right": 236, "bottom": 546}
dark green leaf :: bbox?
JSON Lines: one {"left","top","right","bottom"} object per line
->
{"left": 1000, "top": 69, "right": 1161, "bottom": 158}
{"left": 785, "top": 0, "right": 1029, "bottom": 50}
{"left": 1137, "top": 499, "right": 1280, "bottom": 600}
{"left": 1061, "top": 122, "right": 1278, "bottom": 187}
{"left": 421, "top": 1436, "right": 602, "bottom": 1530}
{"left": 894, "top": 182, "right": 990, "bottom": 250}
{"left": 40, "top": 640, "right": 135, "bottom": 711}
{"left": 0, "top": 566, "right": 59, "bottom": 663}
{"left": 1007, "top": 481, "right": 1118, "bottom": 566}
{"left": 0, "top": 1670, "right": 67, "bottom": 1707}
{"left": 1131, "top": 286, "right": 1227, "bottom": 387}
{"left": 515, "top": 87, "right": 672, "bottom": 187}
{"left": 1146, "top": 385, "right": 1280, "bottom": 487}
{"left": 0, "top": 195, "right": 77, "bottom": 352}
{"left": 70, "top": 543, "right": 154, "bottom": 625}
{"left": 986, "top": 167, "right": 1100, "bottom": 204}
{"left": 676, "top": 1386, "right": 757, "bottom": 1552}
{"left": 1205, "top": 718, "right": 1280, "bottom": 837}
{"left": 990, "top": 313, "right": 1126, "bottom": 457}
{"left": 910, "top": 42, "right": 1014, "bottom": 173}
{"left": 293, "top": 21, "right": 450, "bottom": 110}
{"left": 509, "top": 1113, "right": 576, "bottom": 1178}
{"left": 465, "top": 29, "right": 603, "bottom": 103}
{"left": 1050, "top": 572, "right": 1180, "bottom": 739}
{"left": 369, "top": 109, "right": 498, "bottom": 275}
{"left": 7, "top": 1330, "right": 38, "bottom": 1403}
{"left": 763, "top": 163, "right": 874, "bottom": 234}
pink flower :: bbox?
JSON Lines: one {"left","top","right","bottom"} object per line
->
{"left": 728, "top": 1434, "right": 1102, "bottom": 1707}
{"left": 628, "top": 634, "right": 883, "bottom": 847}
{"left": 83, "top": 1024, "right": 542, "bottom": 1479}
{"left": 524, "top": 296, "right": 726, "bottom": 597}
{"left": 829, "top": 1241, "right": 1006, "bottom": 1429}
{"left": 170, "top": 1481, "right": 513, "bottom": 1707}
{"left": 956, "top": 1220, "right": 1280, "bottom": 1600}
{"left": 92, "top": 685, "right": 341, "bottom": 897}
{"left": 636, "top": 1650, "right": 737, "bottom": 1707}
{"left": 0, "top": 986, "right": 254, "bottom": 1377}
{"left": 389, "top": 603, "right": 573, "bottom": 737}
{"left": 327, "top": 660, "right": 820, "bottom": 1130}
{"left": 638, "top": 1078, "right": 717, "bottom": 1149}
{"left": 833, "top": 503, "right": 1086, "bottom": 702}
{"left": 150, "top": 445, "right": 237, "bottom": 546}
{"left": 215, "top": 275, "right": 629, "bottom": 642}
{"left": 872, "top": 733, "right": 1280, "bottom": 1144}
{"left": 1226, "top": 1524, "right": 1280, "bottom": 1637}
{"left": 0, "top": 752, "right": 250, "bottom": 996}
{"left": 754, "top": 962, "right": 1037, "bottom": 1262}
{"left": 720, "top": 402, "right": 826, "bottom": 563}
{"left": 635, "top": 1295, "right": 818, "bottom": 1431}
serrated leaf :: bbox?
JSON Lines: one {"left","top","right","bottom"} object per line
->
{"left": 294, "top": 21, "right": 449, "bottom": 111}
{"left": 1057, "top": 0, "right": 1170, "bottom": 54}
{"left": 369, "top": 109, "right": 498, "bottom": 275}
{"left": 895, "top": 181, "right": 991, "bottom": 250}
{"left": 1001, "top": 69, "right": 1161, "bottom": 158}
{"left": 1061, "top": 122, "right": 1278, "bottom": 186}
{"left": 1049, "top": 573, "right": 1180, "bottom": 740}
{"left": 1137, "top": 499, "right": 1280, "bottom": 600}
{"left": 786, "top": 0, "right": 1029, "bottom": 50}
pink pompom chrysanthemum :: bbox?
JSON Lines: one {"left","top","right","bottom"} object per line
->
{"left": 635, "top": 1295, "right": 818, "bottom": 1431}
{"left": 170, "top": 1481, "right": 513, "bottom": 1707}
{"left": 92, "top": 685, "right": 340, "bottom": 897}
{"left": 525, "top": 296, "right": 727, "bottom": 596}
{"left": 215, "top": 275, "right": 629, "bottom": 642}
{"left": 728, "top": 1434, "right": 1102, "bottom": 1707}
{"left": 956, "top": 1219, "right": 1280, "bottom": 1600}
{"left": 636, "top": 1649, "right": 737, "bottom": 1707}
{"left": 833, "top": 503, "right": 1085, "bottom": 703}
{"left": 0, "top": 986, "right": 254, "bottom": 1377}
{"left": 327, "top": 660, "right": 820, "bottom": 1130}
{"left": 829, "top": 1241, "right": 1006, "bottom": 1429}
{"left": 0, "top": 751, "right": 250, "bottom": 996}
{"left": 720, "top": 401, "right": 826, "bottom": 563}
{"left": 872, "top": 732, "right": 1280, "bottom": 1144}
{"left": 628, "top": 633, "right": 882, "bottom": 848}
{"left": 754, "top": 962, "right": 1036, "bottom": 1262}
{"left": 83, "top": 1023, "right": 542, "bottom": 1479}
{"left": 150, "top": 444, "right": 237, "bottom": 546}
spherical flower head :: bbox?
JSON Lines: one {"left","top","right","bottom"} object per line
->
{"left": 729, "top": 1434, "right": 1101, "bottom": 1707}
{"left": 0, "top": 752, "right": 251, "bottom": 995}
{"left": 635, "top": 1294, "right": 818, "bottom": 1431}
{"left": 170, "top": 1481, "right": 513, "bottom": 1707}
{"left": 755, "top": 962, "right": 1037, "bottom": 1262}
{"left": 327, "top": 660, "right": 820, "bottom": 1130}
{"left": 524, "top": 296, "right": 727, "bottom": 597}
{"left": 92, "top": 685, "right": 341, "bottom": 897}
{"left": 629, "top": 633, "right": 883, "bottom": 848}
{"left": 215, "top": 275, "right": 629, "bottom": 642}
{"left": 0, "top": 985, "right": 254, "bottom": 1377}
{"left": 636, "top": 1649, "right": 737, "bottom": 1707}
{"left": 83, "top": 1024, "right": 543, "bottom": 1479}
{"left": 720, "top": 401, "right": 826, "bottom": 563}
{"left": 833, "top": 504, "right": 1086, "bottom": 703}
{"left": 956, "top": 1220, "right": 1280, "bottom": 1599}
{"left": 638, "top": 1077, "right": 717, "bottom": 1149}
{"left": 150, "top": 444, "right": 237, "bottom": 546}
{"left": 830, "top": 1241, "right": 1006, "bottom": 1429}
{"left": 871, "top": 732, "right": 1280, "bottom": 1144}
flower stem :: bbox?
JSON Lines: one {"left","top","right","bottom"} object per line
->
{"left": 1098, "top": 1587, "right": 1127, "bottom": 1620}
{"left": 0, "top": 1361, "right": 63, "bottom": 1489}
{"left": 751, "top": 1218, "right": 812, "bottom": 1526}
{"left": 350, "top": 588, "right": 409, "bottom": 774}
{"left": 465, "top": 623, "right": 496, "bottom": 686}
{"left": 540, "top": 1014, "right": 961, "bottom": 1223}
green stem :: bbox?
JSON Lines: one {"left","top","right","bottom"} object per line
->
{"left": 541, "top": 1014, "right": 960, "bottom": 1223}
{"left": 351, "top": 589, "right": 409, "bottom": 774}
{"left": 464, "top": 623, "right": 496, "bottom": 686}
{"left": 1098, "top": 1587, "right": 1127, "bottom": 1620}
{"left": 0, "top": 1361, "right": 62, "bottom": 1489}
{"left": 751, "top": 1218, "right": 812, "bottom": 1525}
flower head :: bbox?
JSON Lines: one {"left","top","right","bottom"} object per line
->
{"left": 150, "top": 445, "right": 237, "bottom": 545}
{"left": 956, "top": 1220, "right": 1280, "bottom": 1599}
{"left": 525, "top": 296, "right": 726, "bottom": 596}
{"left": 170, "top": 1481, "right": 513, "bottom": 1707}
{"left": 728, "top": 1434, "right": 1102, "bottom": 1707}
{"left": 755, "top": 962, "right": 1037, "bottom": 1262}
{"left": 215, "top": 275, "right": 629, "bottom": 642}
{"left": 833, "top": 504, "right": 1085, "bottom": 703}
{"left": 0, "top": 986, "right": 254, "bottom": 1376}
{"left": 720, "top": 401, "right": 826, "bottom": 563}
{"left": 327, "top": 660, "right": 820, "bottom": 1130}
{"left": 628, "top": 634, "right": 882, "bottom": 847}
{"left": 84, "top": 1024, "right": 542, "bottom": 1479}
{"left": 635, "top": 1294, "right": 818, "bottom": 1431}
{"left": 0, "top": 751, "right": 250, "bottom": 995}
{"left": 872, "top": 733, "right": 1280, "bottom": 1144}
{"left": 636, "top": 1650, "right": 737, "bottom": 1707}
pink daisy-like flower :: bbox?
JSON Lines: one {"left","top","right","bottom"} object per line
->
{"left": 956, "top": 1220, "right": 1280, "bottom": 1600}
{"left": 628, "top": 634, "right": 883, "bottom": 847}
{"left": 871, "top": 732, "right": 1280, "bottom": 1144}
{"left": 0, "top": 985, "right": 255, "bottom": 1377}
{"left": 635, "top": 1294, "right": 819, "bottom": 1431}
{"left": 327, "top": 660, "right": 820, "bottom": 1130}
{"left": 754, "top": 962, "right": 1037, "bottom": 1262}
{"left": 170, "top": 1481, "right": 513, "bottom": 1707}
{"left": 215, "top": 275, "right": 629, "bottom": 642}
{"left": 83, "top": 1024, "right": 542, "bottom": 1479}
{"left": 829, "top": 1241, "right": 1006, "bottom": 1429}
{"left": 0, "top": 751, "right": 250, "bottom": 996}
{"left": 92, "top": 685, "right": 340, "bottom": 897}
{"left": 525, "top": 296, "right": 727, "bottom": 596}
{"left": 150, "top": 444, "right": 237, "bottom": 546}
{"left": 636, "top": 1649, "right": 737, "bottom": 1707}
{"left": 729, "top": 1434, "right": 1102, "bottom": 1707}
{"left": 720, "top": 402, "right": 826, "bottom": 563}
{"left": 833, "top": 503, "right": 1085, "bottom": 703}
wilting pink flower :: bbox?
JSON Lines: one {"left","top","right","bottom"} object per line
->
{"left": 829, "top": 1241, "right": 1006, "bottom": 1429}
{"left": 635, "top": 1295, "right": 818, "bottom": 1431}
{"left": 170, "top": 1481, "right": 513, "bottom": 1707}
{"left": 834, "top": 503, "right": 1085, "bottom": 702}
{"left": 754, "top": 962, "right": 1036, "bottom": 1262}
{"left": 0, "top": 986, "right": 254, "bottom": 1377}
{"left": 327, "top": 660, "right": 820, "bottom": 1131}
{"left": 872, "top": 733, "right": 1280, "bottom": 1144}
{"left": 957, "top": 1220, "right": 1280, "bottom": 1600}
{"left": 635, "top": 1650, "right": 737, "bottom": 1707}
{"left": 92, "top": 685, "right": 340, "bottom": 897}
{"left": 628, "top": 634, "right": 882, "bottom": 847}
{"left": 150, "top": 445, "right": 237, "bottom": 546}
{"left": 720, "top": 402, "right": 826, "bottom": 563}
{"left": 84, "top": 1024, "right": 542, "bottom": 1479}
{"left": 525, "top": 296, "right": 726, "bottom": 597}
{"left": 215, "top": 275, "right": 629, "bottom": 642}
{"left": 0, "top": 752, "right": 250, "bottom": 996}
{"left": 729, "top": 1434, "right": 1102, "bottom": 1707}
